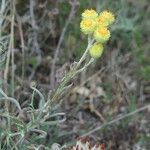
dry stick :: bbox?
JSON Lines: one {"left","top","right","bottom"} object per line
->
{"left": 50, "top": 2, "right": 76, "bottom": 89}
{"left": 17, "top": 15, "right": 25, "bottom": 82}
{"left": 82, "top": 104, "right": 150, "bottom": 137}
{"left": 30, "top": 0, "right": 37, "bottom": 29}
{"left": 4, "top": 0, "right": 15, "bottom": 111}
{"left": 29, "top": 0, "right": 41, "bottom": 54}
{"left": 28, "top": 0, "right": 41, "bottom": 81}
{"left": 3, "top": 1, "right": 16, "bottom": 131}
{"left": 11, "top": 1, "right": 15, "bottom": 97}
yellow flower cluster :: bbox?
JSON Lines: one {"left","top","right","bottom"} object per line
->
{"left": 80, "top": 9, "right": 115, "bottom": 58}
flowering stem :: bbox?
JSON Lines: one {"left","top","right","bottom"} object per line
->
{"left": 34, "top": 38, "right": 95, "bottom": 126}
{"left": 44, "top": 38, "right": 95, "bottom": 110}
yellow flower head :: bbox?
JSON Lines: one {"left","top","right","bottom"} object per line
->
{"left": 99, "top": 10, "right": 115, "bottom": 26}
{"left": 96, "top": 15, "right": 109, "bottom": 27}
{"left": 82, "top": 9, "right": 98, "bottom": 19}
{"left": 89, "top": 43, "right": 104, "bottom": 58}
{"left": 80, "top": 19, "right": 96, "bottom": 34}
{"left": 94, "top": 27, "right": 110, "bottom": 43}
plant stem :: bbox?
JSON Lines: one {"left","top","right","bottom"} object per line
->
{"left": 49, "top": 39, "right": 94, "bottom": 106}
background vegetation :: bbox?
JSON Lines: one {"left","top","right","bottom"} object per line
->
{"left": 0, "top": 0, "right": 150, "bottom": 149}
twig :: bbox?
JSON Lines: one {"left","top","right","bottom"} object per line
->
{"left": 82, "top": 104, "right": 150, "bottom": 137}
{"left": 4, "top": 0, "right": 15, "bottom": 117}
{"left": 11, "top": 1, "right": 15, "bottom": 97}
{"left": 50, "top": 0, "right": 77, "bottom": 89}
{"left": 17, "top": 15, "right": 25, "bottom": 81}
{"left": 29, "top": 0, "right": 41, "bottom": 54}
{"left": 29, "top": 0, "right": 37, "bottom": 30}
